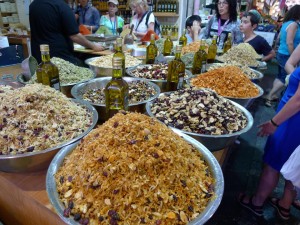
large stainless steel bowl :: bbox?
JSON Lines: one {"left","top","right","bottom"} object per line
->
{"left": 16, "top": 73, "right": 96, "bottom": 98}
{"left": 187, "top": 79, "right": 264, "bottom": 108}
{"left": 225, "top": 83, "right": 264, "bottom": 108}
{"left": 126, "top": 64, "right": 193, "bottom": 92}
{"left": 146, "top": 93, "right": 253, "bottom": 151}
{"left": 71, "top": 77, "right": 160, "bottom": 122}
{"left": 46, "top": 129, "right": 224, "bottom": 225}
{"left": 0, "top": 99, "right": 98, "bottom": 173}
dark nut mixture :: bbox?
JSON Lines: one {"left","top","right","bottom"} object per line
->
{"left": 129, "top": 64, "right": 189, "bottom": 80}
{"left": 151, "top": 88, "right": 247, "bottom": 135}
{"left": 82, "top": 80, "right": 157, "bottom": 104}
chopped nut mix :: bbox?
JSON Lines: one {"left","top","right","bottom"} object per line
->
{"left": 150, "top": 88, "right": 247, "bottom": 135}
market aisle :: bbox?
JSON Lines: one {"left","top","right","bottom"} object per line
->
{"left": 206, "top": 62, "right": 300, "bottom": 225}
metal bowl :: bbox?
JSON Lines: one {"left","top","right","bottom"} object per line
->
{"left": 126, "top": 64, "right": 193, "bottom": 92}
{"left": 71, "top": 77, "right": 160, "bottom": 122}
{"left": 46, "top": 130, "right": 224, "bottom": 225}
{"left": 0, "top": 99, "right": 98, "bottom": 173}
{"left": 187, "top": 79, "right": 264, "bottom": 108}
{"left": 16, "top": 73, "right": 96, "bottom": 98}
{"left": 225, "top": 83, "right": 264, "bottom": 108}
{"left": 146, "top": 93, "right": 253, "bottom": 151}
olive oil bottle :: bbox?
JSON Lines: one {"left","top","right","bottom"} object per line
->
{"left": 223, "top": 33, "right": 232, "bottom": 53}
{"left": 192, "top": 39, "right": 207, "bottom": 74}
{"left": 105, "top": 57, "right": 129, "bottom": 119}
{"left": 113, "top": 37, "right": 125, "bottom": 76}
{"left": 146, "top": 33, "right": 158, "bottom": 64}
{"left": 166, "top": 45, "right": 185, "bottom": 91}
{"left": 163, "top": 30, "right": 173, "bottom": 56}
{"left": 36, "top": 44, "right": 60, "bottom": 90}
{"left": 207, "top": 35, "right": 217, "bottom": 63}
{"left": 178, "top": 29, "right": 187, "bottom": 47}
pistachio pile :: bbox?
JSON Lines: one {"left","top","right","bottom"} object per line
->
{"left": 150, "top": 88, "right": 247, "bottom": 135}
{"left": 82, "top": 80, "right": 157, "bottom": 104}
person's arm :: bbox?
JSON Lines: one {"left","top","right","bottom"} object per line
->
{"left": 285, "top": 44, "right": 300, "bottom": 74}
{"left": 258, "top": 81, "right": 300, "bottom": 137}
{"left": 134, "top": 22, "right": 154, "bottom": 38}
{"left": 286, "top": 22, "right": 298, "bottom": 54}
{"left": 232, "top": 21, "right": 243, "bottom": 44}
{"left": 92, "top": 7, "right": 100, "bottom": 32}
{"left": 262, "top": 49, "right": 275, "bottom": 62}
{"left": 70, "top": 33, "right": 104, "bottom": 51}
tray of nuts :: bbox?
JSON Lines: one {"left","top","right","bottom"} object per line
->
{"left": 146, "top": 88, "right": 253, "bottom": 151}
{"left": 126, "top": 64, "right": 193, "bottom": 92}
{"left": 71, "top": 77, "right": 160, "bottom": 122}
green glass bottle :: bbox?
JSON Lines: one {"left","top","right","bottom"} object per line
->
{"left": 223, "top": 33, "right": 232, "bottom": 54}
{"left": 163, "top": 30, "right": 173, "bottom": 56}
{"left": 36, "top": 44, "right": 60, "bottom": 90}
{"left": 178, "top": 29, "right": 187, "bottom": 47}
{"left": 207, "top": 35, "right": 217, "bottom": 63}
{"left": 166, "top": 45, "right": 185, "bottom": 91}
{"left": 105, "top": 57, "right": 129, "bottom": 119}
{"left": 146, "top": 33, "right": 158, "bottom": 64}
{"left": 192, "top": 39, "right": 207, "bottom": 74}
{"left": 113, "top": 37, "right": 125, "bottom": 76}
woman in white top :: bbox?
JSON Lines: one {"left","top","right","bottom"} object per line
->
{"left": 128, "top": 0, "right": 155, "bottom": 39}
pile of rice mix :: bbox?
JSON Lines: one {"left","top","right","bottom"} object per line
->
{"left": 55, "top": 112, "right": 215, "bottom": 225}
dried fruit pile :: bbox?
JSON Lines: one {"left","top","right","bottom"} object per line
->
{"left": 55, "top": 112, "right": 215, "bottom": 225}
{"left": 151, "top": 88, "right": 247, "bottom": 135}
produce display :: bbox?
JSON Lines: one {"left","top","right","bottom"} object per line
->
{"left": 207, "top": 63, "right": 261, "bottom": 79}
{"left": 82, "top": 80, "right": 157, "bottom": 104}
{"left": 88, "top": 54, "right": 141, "bottom": 68}
{"left": 190, "top": 66, "right": 259, "bottom": 98}
{"left": 26, "top": 57, "right": 94, "bottom": 85}
{"left": 0, "top": 84, "right": 93, "bottom": 155}
{"left": 155, "top": 38, "right": 176, "bottom": 55}
{"left": 180, "top": 52, "right": 195, "bottom": 68}
{"left": 128, "top": 64, "right": 190, "bottom": 80}
{"left": 150, "top": 88, "right": 247, "bottom": 135}
{"left": 181, "top": 41, "right": 209, "bottom": 55}
{"left": 55, "top": 112, "right": 215, "bottom": 224}
{"left": 217, "top": 43, "right": 260, "bottom": 67}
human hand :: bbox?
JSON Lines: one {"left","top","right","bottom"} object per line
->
{"left": 191, "top": 21, "right": 201, "bottom": 35}
{"left": 92, "top": 43, "right": 105, "bottom": 52}
{"left": 257, "top": 121, "right": 277, "bottom": 137}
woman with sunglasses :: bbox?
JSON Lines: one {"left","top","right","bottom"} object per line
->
{"left": 203, "top": 0, "right": 243, "bottom": 50}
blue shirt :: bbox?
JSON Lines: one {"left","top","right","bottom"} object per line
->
{"left": 76, "top": 4, "right": 101, "bottom": 32}
{"left": 278, "top": 21, "right": 300, "bottom": 56}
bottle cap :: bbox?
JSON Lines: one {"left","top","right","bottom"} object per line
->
{"left": 112, "top": 57, "right": 122, "bottom": 67}
{"left": 116, "top": 37, "right": 122, "bottom": 45}
{"left": 150, "top": 33, "right": 155, "bottom": 40}
{"left": 40, "top": 44, "right": 49, "bottom": 51}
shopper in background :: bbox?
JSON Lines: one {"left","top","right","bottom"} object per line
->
{"left": 238, "top": 65, "right": 300, "bottom": 220}
{"left": 126, "top": 0, "right": 155, "bottom": 39}
{"left": 96, "top": 0, "right": 124, "bottom": 35}
{"left": 185, "top": 15, "right": 203, "bottom": 44}
{"left": 240, "top": 10, "right": 275, "bottom": 62}
{"left": 203, "top": 0, "right": 243, "bottom": 50}
{"left": 30, "top": 0, "right": 104, "bottom": 65}
{"left": 264, "top": 5, "right": 300, "bottom": 107}
{"left": 75, "top": 0, "right": 101, "bottom": 33}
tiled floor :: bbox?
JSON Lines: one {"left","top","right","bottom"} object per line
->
{"left": 206, "top": 62, "right": 300, "bottom": 225}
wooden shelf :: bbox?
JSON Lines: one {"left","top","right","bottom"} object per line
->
{"left": 153, "top": 12, "right": 179, "bottom": 17}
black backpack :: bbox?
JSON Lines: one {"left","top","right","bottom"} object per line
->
{"left": 145, "top": 11, "right": 161, "bottom": 36}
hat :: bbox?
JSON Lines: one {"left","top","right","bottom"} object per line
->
{"left": 248, "top": 10, "right": 261, "bottom": 22}
{"left": 108, "top": 0, "right": 119, "bottom": 5}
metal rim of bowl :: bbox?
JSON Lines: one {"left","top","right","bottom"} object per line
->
{"left": 46, "top": 130, "right": 224, "bottom": 225}
{"left": 186, "top": 79, "right": 264, "bottom": 100}
{"left": 71, "top": 77, "right": 161, "bottom": 107}
{"left": 16, "top": 72, "right": 96, "bottom": 87}
{"left": 126, "top": 64, "right": 193, "bottom": 83}
{"left": 145, "top": 91, "right": 254, "bottom": 139}
{"left": 0, "top": 99, "right": 98, "bottom": 160}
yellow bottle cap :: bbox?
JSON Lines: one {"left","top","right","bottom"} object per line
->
{"left": 40, "top": 44, "right": 49, "bottom": 51}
